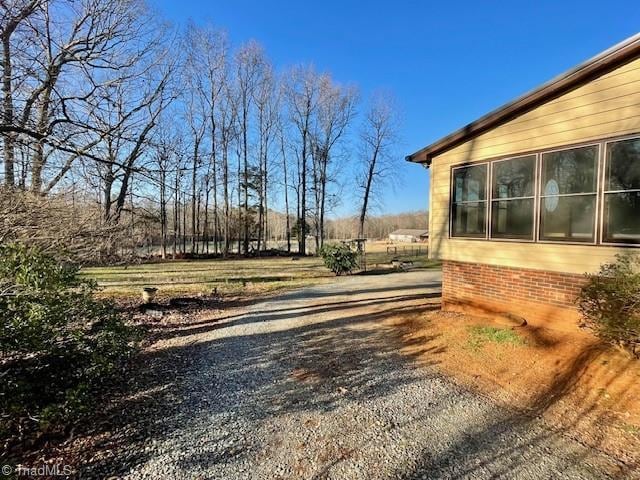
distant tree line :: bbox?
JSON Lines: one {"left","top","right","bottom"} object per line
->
{"left": 325, "top": 210, "right": 428, "bottom": 240}
{"left": 1, "top": 0, "right": 403, "bottom": 262}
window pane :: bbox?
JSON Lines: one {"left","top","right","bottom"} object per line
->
{"left": 492, "top": 155, "right": 536, "bottom": 199}
{"left": 606, "top": 138, "right": 640, "bottom": 191}
{"left": 452, "top": 202, "right": 486, "bottom": 237}
{"left": 542, "top": 146, "right": 597, "bottom": 195}
{"left": 539, "top": 195, "right": 596, "bottom": 242}
{"left": 491, "top": 198, "right": 534, "bottom": 239}
{"left": 453, "top": 164, "right": 487, "bottom": 203}
{"left": 603, "top": 192, "right": 640, "bottom": 244}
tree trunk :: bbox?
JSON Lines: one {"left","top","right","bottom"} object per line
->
{"left": 210, "top": 101, "right": 219, "bottom": 255}
{"left": 182, "top": 190, "right": 187, "bottom": 254}
{"left": 203, "top": 175, "right": 210, "bottom": 254}
{"left": 30, "top": 59, "right": 61, "bottom": 193}
{"left": 223, "top": 146, "right": 229, "bottom": 256}
{"left": 103, "top": 174, "right": 114, "bottom": 223}
{"left": 300, "top": 115, "right": 309, "bottom": 255}
{"left": 212, "top": 162, "right": 219, "bottom": 256}
{"left": 300, "top": 161, "right": 307, "bottom": 255}
{"left": 359, "top": 148, "right": 379, "bottom": 239}
{"left": 319, "top": 150, "right": 329, "bottom": 248}
{"left": 173, "top": 170, "right": 180, "bottom": 258}
{"left": 312, "top": 154, "right": 320, "bottom": 254}
{"left": 263, "top": 154, "right": 268, "bottom": 251}
{"left": 282, "top": 143, "right": 291, "bottom": 253}
{"left": 1, "top": 37, "right": 15, "bottom": 187}
{"left": 237, "top": 147, "right": 242, "bottom": 255}
{"left": 160, "top": 168, "right": 167, "bottom": 259}
{"left": 257, "top": 135, "right": 264, "bottom": 253}
{"left": 195, "top": 187, "right": 201, "bottom": 254}
{"left": 191, "top": 140, "right": 199, "bottom": 254}
{"left": 242, "top": 102, "right": 249, "bottom": 255}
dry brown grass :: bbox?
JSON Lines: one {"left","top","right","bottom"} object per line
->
{"left": 82, "top": 256, "right": 334, "bottom": 298}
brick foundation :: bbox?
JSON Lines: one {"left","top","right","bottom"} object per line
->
{"left": 442, "top": 260, "right": 587, "bottom": 331}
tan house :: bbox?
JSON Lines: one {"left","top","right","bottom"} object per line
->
{"left": 407, "top": 34, "right": 640, "bottom": 330}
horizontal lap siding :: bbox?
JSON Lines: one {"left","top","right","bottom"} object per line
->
{"left": 429, "top": 57, "right": 640, "bottom": 275}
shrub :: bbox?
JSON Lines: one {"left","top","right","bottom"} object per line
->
{"left": 0, "top": 243, "right": 138, "bottom": 442}
{"left": 319, "top": 244, "right": 358, "bottom": 276}
{"left": 578, "top": 252, "right": 640, "bottom": 357}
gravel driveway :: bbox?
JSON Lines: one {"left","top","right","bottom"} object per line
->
{"left": 124, "top": 270, "right": 626, "bottom": 479}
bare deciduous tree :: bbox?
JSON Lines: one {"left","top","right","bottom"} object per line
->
{"left": 254, "top": 62, "right": 277, "bottom": 251}
{"left": 284, "top": 65, "right": 321, "bottom": 255}
{"left": 357, "top": 92, "right": 400, "bottom": 239}
{"left": 311, "top": 78, "right": 358, "bottom": 249}
{"left": 234, "top": 41, "right": 264, "bottom": 254}
{"left": 0, "top": 0, "right": 43, "bottom": 186}
{"left": 1, "top": 3, "right": 408, "bottom": 263}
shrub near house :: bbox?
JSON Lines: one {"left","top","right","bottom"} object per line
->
{"left": 579, "top": 252, "right": 640, "bottom": 357}
{"left": 0, "top": 244, "right": 138, "bottom": 444}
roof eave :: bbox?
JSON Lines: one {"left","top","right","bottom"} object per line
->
{"left": 406, "top": 32, "right": 640, "bottom": 165}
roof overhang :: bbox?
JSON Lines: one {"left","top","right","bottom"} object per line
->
{"left": 406, "top": 32, "right": 640, "bottom": 165}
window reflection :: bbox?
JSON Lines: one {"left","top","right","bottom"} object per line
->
{"left": 451, "top": 164, "right": 487, "bottom": 238}
{"left": 453, "top": 164, "right": 486, "bottom": 203}
{"left": 492, "top": 156, "right": 535, "bottom": 199}
{"left": 490, "top": 156, "right": 535, "bottom": 240}
{"left": 540, "top": 146, "right": 597, "bottom": 242}
{"left": 604, "top": 138, "right": 640, "bottom": 244}
{"left": 542, "top": 146, "right": 597, "bottom": 195}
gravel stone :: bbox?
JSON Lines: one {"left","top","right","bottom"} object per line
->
{"left": 122, "top": 271, "right": 631, "bottom": 479}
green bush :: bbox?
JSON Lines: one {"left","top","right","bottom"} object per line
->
{"left": 0, "top": 243, "right": 138, "bottom": 440}
{"left": 319, "top": 244, "right": 358, "bottom": 276}
{"left": 578, "top": 252, "right": 640, "bottom": 357}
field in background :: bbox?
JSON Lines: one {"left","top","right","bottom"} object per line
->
{"left": 364, "top": 240, "right": 435, "bottom": 269}
{"left": 82, "top": 256, "right": 332, "bottom": 298}
{"left": 82, "top": 241, "right": 439, "bottom": 298}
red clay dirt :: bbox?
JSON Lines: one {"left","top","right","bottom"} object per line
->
{"left": 387, "top": 309, "right": 640, "bottom": 469}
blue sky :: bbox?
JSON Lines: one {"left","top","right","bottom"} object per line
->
{"left": 153, "top": 0, "right": 639, "bottom": 217}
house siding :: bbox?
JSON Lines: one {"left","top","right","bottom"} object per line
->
{"left": 429, "top": 56, "right": 640, "bottom": 275}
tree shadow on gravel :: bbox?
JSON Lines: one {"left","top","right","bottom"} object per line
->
{"left": 280, "top": 282, "right": 442, "bottom": 301}
{"left": 65, "top": 288, "right": 442, "bottom": 478}
{"left": 150, "top": 292, "right": 441, "bottom": 341}
{"left": 393, "top": 330, "right": 638, "bottom": 479}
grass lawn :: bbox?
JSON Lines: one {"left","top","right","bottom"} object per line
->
{"left": 364, "top": 241, "right": 437, "bottom": 269}
{"left": 81, "top": 256, "right": 334, "bottom": 298}
{"left": 466, "top": 325, "right": 526, "bottom": 351}
{"left": 82, "top": 242, "right": 440, "bottom": 299}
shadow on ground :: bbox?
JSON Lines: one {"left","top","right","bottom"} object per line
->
{"left": 29, "top": 271, "right": 635, "bottom": 479}
{"left": 392, "top": 321, "right": 637, "bottom": 479}
{"left": 69, "top": 279, "right": 443, "bottom": 478}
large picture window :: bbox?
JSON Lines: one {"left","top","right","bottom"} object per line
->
{"left": 603, "top": 138, "right": 640, "bottom": 244}
{"left": 490, "top": 155, "right": 536, "bottom": 240}
{"left": 451, "top": 164, "right": 487, "bottom": 237}
{"left": 449, "top": 135, "right": 640, "bottom": 246}
{"left": 539, "top": 145, "right": 598, "bottom": 243}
